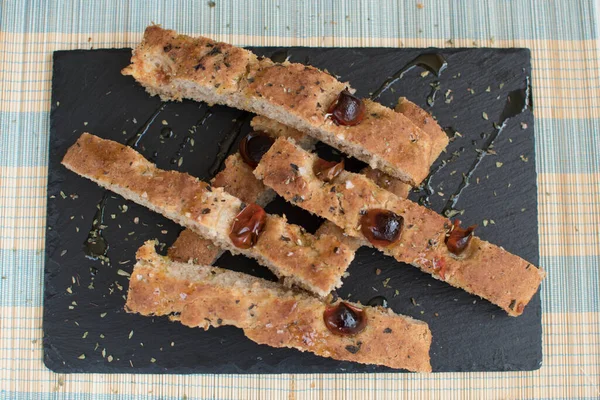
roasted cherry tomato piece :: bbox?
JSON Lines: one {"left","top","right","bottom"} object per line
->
{"left": 445, "top": 220, "right": 476, "bottom": 256}
{"left": 323, "top": 302, "right": 367, "bottom": 336}
{"left": 229, "top": 203, "right": 267, "bottom": 249}
{"left": 360, "top": 209, "right": 404, "bottom": 247}
{"left": 328, "top": 90, "right": 366, "bottom": 126}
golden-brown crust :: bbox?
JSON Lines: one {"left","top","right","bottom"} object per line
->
{"left": 254, "top": 138, "right": 546, "bottom": 316}
{"left": 167, "top": 228, "right": 222, "bottom": 264}
{"left": 243, "top": 60, "right": 345, "bottom": 126}
{"left": 396, "top": 97, "right": 449, "bottom": 164}
{"left": 168, "top": 153, "right": 272, "bottom": 264}
{"left": 123, "top": 26, "right": 442, "bottom": 185}
{"left": 315, "top": 221, "right": 364, "bottom": 252}
{"left": 210, "top": 153, "right": 275, "bottom": 205}
{"left": 127, "top": 241, "right": 432, "bottom": 372}
{"left": 324, "top": 99, "right": 432, "bottom": 183}
{"left": 252, "top": 116, "right": 412, "bottom": 196}
{"left": 167, "top": 119, "right": 308, "bottom": 264}
{"left": 62, "top": 133, "right": 354, "bottom": 297}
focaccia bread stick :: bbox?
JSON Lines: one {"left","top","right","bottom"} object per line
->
{"left": 122, "top": 25, "right": 449, "bottom": 185}
{"left": 62, "top": 133, "right": 354, "bottom": 297}
{"left": 254, "top": 137, "right": 546, "bottom": 316}
{"left": 127, "top": 241, "right": 433, "bottom": 372}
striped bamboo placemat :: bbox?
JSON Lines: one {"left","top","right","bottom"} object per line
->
{"left": 1, "top": 1, "right": 598, "bottom": 398}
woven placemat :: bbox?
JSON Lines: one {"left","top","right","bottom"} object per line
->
{"left": 1, "top": 1, "right": 598, "bottom": 398}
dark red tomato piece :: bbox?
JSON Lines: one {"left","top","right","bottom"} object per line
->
{"left": 445, "top": 220, "right": 476, "bottom": 255}
{"left": 360, "top": 209, "right": 404, "bottom": 247}
{"left": 323, "top": 302, "right": 367, "bottom": 336}
{"left": 229, "top": 203, "right": 267, "bottom": 249}
{"left": 328, "top": 90, "right": 366, "bottom": 126}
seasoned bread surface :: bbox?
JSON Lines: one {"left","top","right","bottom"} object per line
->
{"left": 168, "top": 228, "right": 223, "bottom": 264}
{"left": 127, "top": 241, "right": 432, "bottom": 372}
{"left": 396, "top": 97, "right": 448, "bottom": 163}
{"left": 361, "top": 166, "right": 411, "bottom": 198}
{"left": 254, "top": 138, "right": 546, "bottom": 316}
{"left": 168, "top": 118, "right": 306, "bottom": 264}
{"left": 211, "top": 152, "right": 276, "bottom": 206}
{"left": 62, "top": 133, "right": 354, "bottom": 297}
{"left": 122, "top": 25, "right": 449, "bottom": 185}
{"left": 169, "top": 152, "right": 273, "bottom": 264}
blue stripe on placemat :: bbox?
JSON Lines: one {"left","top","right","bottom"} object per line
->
{"left": 1, "top": 0, "right": 597, "bottom": 40}
{"left": 536, "top": 118, "right": 600, "bottom": 174}
{"left": 0, "top": 112, "right": 49, "bottom": 167}
{"left": 541, "top": 255, "right": 599, "bottom": 313}
{"left": 0, "top": 250, "right": 44, "bottom": 308}
{"left": 0, "top": 390, "right": 598, "bottom": 399}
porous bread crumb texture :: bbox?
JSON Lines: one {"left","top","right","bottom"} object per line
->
{"left": 254, "top": 137, "right": 546, "bottom": 316}
{"left": 122, "top": 25, "right": 449, "bottom": 186}
{"left": 61, "top": 133, "right": 354, "bottom": 297}
{"left": 127, "top": 241, "right": 433, "bottom": 372}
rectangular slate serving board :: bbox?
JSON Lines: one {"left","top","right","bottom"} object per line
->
{"left": 44, "top": 46, "right": 541, "bottom": 373}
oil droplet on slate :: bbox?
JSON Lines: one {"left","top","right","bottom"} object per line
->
{"left": 271, "top": 50, "right": 289, "bottom": 63}
{"left": 411, "top": 53, "right": 448, "bottom": 76}
{"left": 499, "top": 86, "right": 529, "bottom": 124}
{"left": 125, "top": 103, "right": 166, "bottom": 148}
{"left": 370, "top": 53, "right": 448, "bottom": 100}
{"left": 168, "top": 108, "right": 213, "bottom": 166}
{"left": 83, "top": 193, "right": 109, "bottom": 262}
{"left": 367, "top": 296, "right": 389, "bottom": 308}
{"left": 159, "top": 126, "right": 174, "bottom": 140}
{"left": 444, "top": 127, "right": 460, "bottom": 141}
{"left": 414, "top": 128, "right": 465, "bottom": 208}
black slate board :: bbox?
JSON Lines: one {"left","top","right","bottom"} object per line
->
{"left": 44, "top": 46, "right": 541, "bottom": 374}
